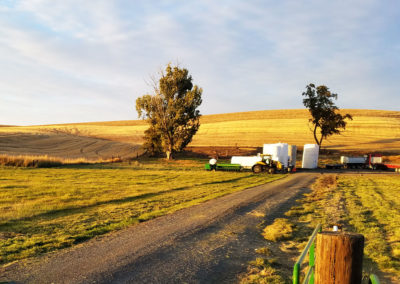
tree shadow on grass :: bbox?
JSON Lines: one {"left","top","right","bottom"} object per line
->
{"left": 0, "top": 175, "right": 254, "bottom": 230}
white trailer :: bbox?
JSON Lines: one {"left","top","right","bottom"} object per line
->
{"left": 340, "top": 154, "right": 384, "bottom": 169}
{"left": 340, "top": 156, "right": 366, "bottom": 165}
{"left": 231, "top": 156, "right": 262, "bottom": 169}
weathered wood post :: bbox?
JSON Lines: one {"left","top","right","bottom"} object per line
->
{"left": 315, "top": 231, "right": 364, "bottom": 284}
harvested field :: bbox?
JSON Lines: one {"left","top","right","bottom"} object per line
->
{"left": 192, "top": 109, "right": 400, "bottom": 152}
{"left": 0, "top": 109, "right": 399, "bottom": 159}
{"left": 0, "top": 121, "right": 147, "bottom": 145}
{"left": 0, "top": 132, "right": 142, "bottom": 161}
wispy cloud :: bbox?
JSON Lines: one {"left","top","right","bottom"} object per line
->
{"left": 0, "top": 0, "right": 399, "bottom": 125}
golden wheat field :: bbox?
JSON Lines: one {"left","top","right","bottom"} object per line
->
{"left": 193, "top": 109, "right": 400, "bottom": 151}
{"left": 0, "top": 109, "right": 399, "bottom": 159}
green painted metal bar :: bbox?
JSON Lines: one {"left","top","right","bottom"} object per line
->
{"left": 308, "top": 267, "right": 315, "bottom": 284}
{"left": 309, "top": 269, "right": 315, "bottom": 284}
{"left": 308, "top": 241, "right": 315, "bottom": 283}
{"left": 302, "top": 266, "right": 313, "bottom": 284}
{"left": 293, "top": 224, "right": 322, "bottom": 284}
{"left": 293, "top": 262, "right": 300, "bottom": 284}
{"left": 369, "top": 274, "right": 380, "bottom": 284}
{"left": 309, "top": 242, "right": 315, "bottom": 267}
{"left": 204, "top": 163, "right": 242, "bottom": 171}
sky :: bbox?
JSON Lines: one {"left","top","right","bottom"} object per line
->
{"left": 0, "top": 0, "right": 399, "bottom": 125}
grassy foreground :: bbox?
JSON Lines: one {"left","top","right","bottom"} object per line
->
{"left": 0, "top": 159, "right": 285, "bottom": 265}
{"left": 241, "top": 174, "right": 400, "bottom": 284}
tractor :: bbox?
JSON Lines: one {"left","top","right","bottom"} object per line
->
{"left": 251, "top": 154, "right": 283, "bottom": 174}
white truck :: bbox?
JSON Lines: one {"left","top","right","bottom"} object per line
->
{"left": 340, "top": 154, "right": 384, "bottom": 169}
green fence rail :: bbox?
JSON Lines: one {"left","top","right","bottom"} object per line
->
{"left": 369, "top": 274, "right": 380, "bottom": 284}
{"left": 293, "top": 224, "right": 322, "bottom": 284}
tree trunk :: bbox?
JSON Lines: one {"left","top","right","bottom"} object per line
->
{"left": 313, "top": 125, "right": 321, "bottom": 146}
{"left": 166, "top": 143, "right": 173, "bottom": 160}
{"left": 165, "top": 135, "right": 173, "bottom": 160}
{"left": 319, "top": 135, "right": 324, "bottom": 148}
{"left": 315, "top": 231, "right": 364, "bottom": 284}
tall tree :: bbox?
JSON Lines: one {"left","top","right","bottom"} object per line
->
{"left": 302, "top": 83, "right": 352, "bottom": 146}
{"left": 136, "top": 64, "right": 202, "bottom": 160}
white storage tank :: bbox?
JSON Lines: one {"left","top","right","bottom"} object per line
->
{"left": 288, "top": 145, "right": 297, "bottom": 167}
{"left": 263, "top": 143, "right": 289, "bottom": 168}
{"left": 340, "top": 156, "right": 366, "bottom": 164}
{"left": 263, "top": 144, "right": 278, "bottom": 160}
{"left": 277, "top": 143, "right": 289, "bottom": 168}
{"left": 302, "top": 144, "right": 319, "bottom": 169}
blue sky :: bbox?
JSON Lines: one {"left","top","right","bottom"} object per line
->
{"left": 1, "top": 0, "right": 399, "bottom": 125}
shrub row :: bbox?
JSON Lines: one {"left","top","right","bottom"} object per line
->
{"left": 0, "top": 155, "right": 122, "bottom": 168}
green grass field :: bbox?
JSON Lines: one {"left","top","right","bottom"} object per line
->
{"left": 241, "top": 174, "right": 400, "bottom": 283}
{"left": 338, "top": 175, "right": 400, "bottom": 278}
{"left": 0, "top": 160, "right": 285, "bottom": 264}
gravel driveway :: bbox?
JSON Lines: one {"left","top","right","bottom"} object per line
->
{"left": 0, "top": 172, "right": 318, "bottom": 284}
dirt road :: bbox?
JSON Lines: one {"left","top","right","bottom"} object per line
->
{"left": 1, "top": 173, "right": 318, "bottom": 284}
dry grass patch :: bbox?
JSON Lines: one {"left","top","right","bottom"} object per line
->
{"left": 240, "top": 257, "right": 286, "bottom": 284}
{"left": 262, "top": 218, "right": 294, "bottom": 242}
{"left": 0, "top": 154, "right": 123, "bottom": 167}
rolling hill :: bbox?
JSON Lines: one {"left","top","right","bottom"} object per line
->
{"left": 192, "top": 109, "right": 400, "bottom": 152}
{"left": 0, "top": 109, "right": 399, "bottom": 160}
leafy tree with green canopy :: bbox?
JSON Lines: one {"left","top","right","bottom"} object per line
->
{"left": 136, "top": 64, "right": 202, "bottom": 160}
{"left": 302, "top": 83, "right": 352, "bottom": 146}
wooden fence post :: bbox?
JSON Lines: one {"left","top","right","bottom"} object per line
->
{"left": 315, "top": 231, "right": 364, "bottom": 284}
